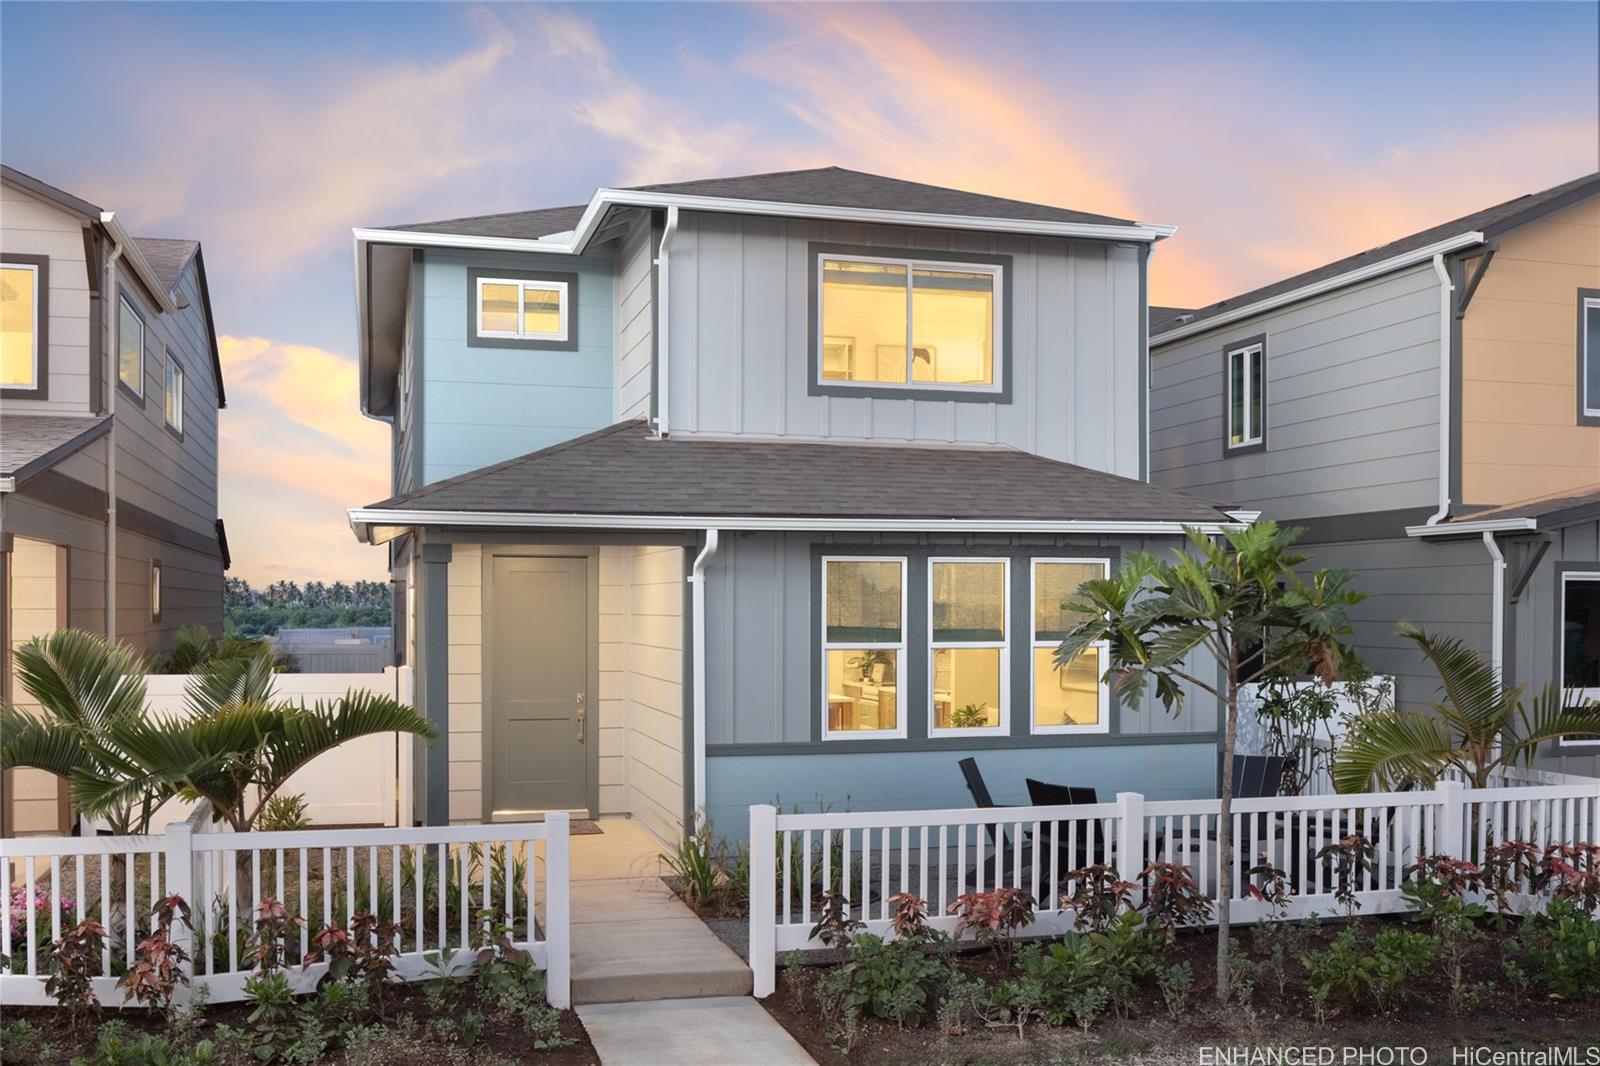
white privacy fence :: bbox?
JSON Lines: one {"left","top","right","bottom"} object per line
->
{"left": 0, "top": 811, "right": 570, "bottom": 1009}
{"left": 749, "top": 775, "right": 1600, "bottom": 997}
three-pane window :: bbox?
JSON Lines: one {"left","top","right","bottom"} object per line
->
{"left": 1, "top": 262, "right": 40, "bottom": 390}
{"left": 929, "top": 559, "right": 1008, "bottom": 735}
{"left": 476, "top": 277, "right": 568, "bottom": 342}
{"left": 1226, "top": 340, "right": 1265, "bottom": 449}
{"left": 822, "top": 558, "right": 906, "bottom": 739}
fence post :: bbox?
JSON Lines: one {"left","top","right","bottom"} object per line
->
{"left": 543, "top": 811, "right": 571, "bottom": 1010}
{"left": 749, "top": 804, "right": 777, "bottom": 999}
{"left": 164, "top": 821, "right": 196, "bottom": 1005}
{"left": 1115, "top": 792, "right": 1146, "bottom": 892}
{"left": 1437, "top": 780, "right": 1467, "bottom": 860}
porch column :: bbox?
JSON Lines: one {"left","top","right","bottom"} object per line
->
{"left": 417, "top": 542, "right": 452, "bottom": 825}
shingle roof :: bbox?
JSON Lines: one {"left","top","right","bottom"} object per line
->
{"left": 1148, "top": 306, "right": 1195, "bottom": 333}
{"left": 382, "top": 166, "right": 1136, "bottom": 239}
{"left": 1154, "top": 171, "right": 1600, "bottom": 338}
{"left": 364, "top": 420, "right": 1237, "bottom": 525}
{"left": 1447, "top": 485, "right": 1600, "bottom": 529}
{"left": 132, "top": 238, "right": 199, "bottom": 293}
{"left": 1, "top": 415, "right": 111, "bottom": 484}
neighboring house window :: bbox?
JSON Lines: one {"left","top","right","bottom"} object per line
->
{"left": 150, "top": 561, "right": 163, "bottom": 622}
{"left": 822, "top": 557, "right": 906, "bottom": 739}
{"left": 815, "top": 250, "right": 1004, "bottom": 394}
{"left": 165, "top": 355, "right": 185, "bottom": 435}
{"left": 929, "top": 558, "right": 1008, "bottom": 736}
{"left": 1, "top": 259, "right": 44, "bottom": 391}
{"left": 118, "top": 295, "right": 145, "bottom": 397}
{"left": 1030, "top": 559, "right": 1110, "bottom": 734}
{"left": 1223, "top": 336, "right": 1267, "bottom": 452}
{"left": 476, "top": 276, "right": 568, "bottom": 342}
{"left": 1581, "top": 290, "right": 1600, "bottom": 423}
{"left": 1561, "top": 571, "right": 1600, "bottom": 746}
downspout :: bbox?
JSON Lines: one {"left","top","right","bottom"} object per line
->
{"left": 688, "top": 528, "right": 719, "bottom": 827}
{"left": 1483, "top": 530, "right": 1505, "bottom": 684}
{"left": 1425, "top": 253, "right": 1455, "bottom": 525}
{"left": 652, "top": 206, "right": 679, "bottom": 438}
{"left": 100, "top": 216, "right": 126, "bottom": 640}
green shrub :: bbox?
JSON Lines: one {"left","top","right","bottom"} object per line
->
{"left": 258, "top": 794, "right": 312, "bottom": 832}
{"left": 1514, "top": 898, "right": 1600, "bottom": 999}
{"left": 816, "top": 933, "right": 949, "bottom": 1028}
{"left": 1302, "top": 926, "right": 1433, "bottom": 1018}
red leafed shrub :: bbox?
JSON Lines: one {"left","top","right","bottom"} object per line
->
{"left": 243, "top": 897, "right": 305, "bottom": 975}
{"left": 45, "top": 919, "right": 107, "bottom": 1027}
{"left": 1538, "top": 843, "right": 1600, "bottom": 915}
{"left": 950, "top": 888, "right": 1034, "bottom": 960}
{"left": 887, "top": 893, "right": 933, "bottom": 944}
{"left": 1060, "top": 864, "right": 1135, "bottom": 933}
{"left": 118, "top": 894, "right": 193, "bottom": 1010}
{"left": 1140, "top": 862, "right": 1213, "bottom": 936}
{"left": 1482, "top": 841, "right": 1542, "bottom": 915}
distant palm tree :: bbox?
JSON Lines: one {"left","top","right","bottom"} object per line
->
{"left": 1334, "top": 622, "right": 1600, "bottom": 792}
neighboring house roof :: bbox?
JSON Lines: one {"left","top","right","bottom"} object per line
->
{"left": 0, "top": 414, "right": 111, "bottom": 488}
{"left": 350, "top": 420, "right": 1243, "bottom": 541}
{"left": 1153, "top": 170, "right": 1600, "bottom": 343}
{"left": 133, "top": 238, "right": 227, "bottom": 407}
{"left": 1408, "top": 484, "right": 1600, "bottom": 537}
{"left": 389, "top": 203, "right": 589, "bottom": 240}
{"left": 1148, "top": 306, "right": 1195, "bottom": 333}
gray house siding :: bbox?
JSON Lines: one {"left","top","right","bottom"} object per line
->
{"left": 1515, "top": 520, "right": 1600, "bottom": 777}
{"left": 665, "top": 211, "right": 1145, "bottom": 476}
{"left": 1151, "top": 263, "right": 1443, "bottom": 520}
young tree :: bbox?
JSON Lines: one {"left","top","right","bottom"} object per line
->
{"left": 1056, "top": 521, "right": 1364, "bottom": 1001}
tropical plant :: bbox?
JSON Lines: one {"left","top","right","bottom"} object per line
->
{"left": 1334, "top": 623, "right": 1600, "bottom": 791}
{"left": 1055, "top": 521, "right": 1364, "bottom": 1000}
{"left": 117, "top": 895, "right": 193, "bottom": 1011}
{"left": 1140, "top": 861, "right": 1214, "bottom": 936}
{"left": 950, "top": 702, "right": 989, "bottom": 729}
{"left": 1059, "top": 863, "right": 1135, "bottom": 934}
{"left": 949, "top": 888, "right": 1033, "bottom": 959}
{"left": 258, "top": 793, "right": 312, "bottom": 831}
{"left": 45, "top": 919, "right": 107, "bottom": 1027}
{"left": 152, "top": 624, "right": 296, "bottom": 675}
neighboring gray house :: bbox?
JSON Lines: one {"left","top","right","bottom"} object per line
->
{"left": 348, "top": 167, "right": 1244, "bottom": 839}
{"left": 1150, "top": 172, "right": 1600, "bottom": 776}
{"left": 1, "top": 165, "right": 228, "bottom": 834}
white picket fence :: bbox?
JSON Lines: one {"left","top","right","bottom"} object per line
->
{"left": 0, "top": 808, "right": 570, "bottom": 1009}
{"left": 748, "top": 776, "right": 1600, "bottom": 997}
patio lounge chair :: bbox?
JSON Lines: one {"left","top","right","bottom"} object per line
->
{"left": 1026, "top": 778, "right": 1107, "bottom": 873}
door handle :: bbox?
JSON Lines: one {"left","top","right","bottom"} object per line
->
{"left": 576, "top": 692, "right": 587, "bottom": 744}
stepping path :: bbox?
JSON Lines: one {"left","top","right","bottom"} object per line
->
{"left": 577, "top": 996, "right": 815, "bottom": 1065}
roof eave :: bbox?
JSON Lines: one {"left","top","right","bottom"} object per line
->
{"left": 103, "top": 213, "right": 178, "bottom": 314}
{"left": 1405, "top": 516, "right": 1539, "bottom": 538}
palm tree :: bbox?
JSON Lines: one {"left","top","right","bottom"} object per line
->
{"left": 1333, "top": 622, "right": 1600, "bottom": 792}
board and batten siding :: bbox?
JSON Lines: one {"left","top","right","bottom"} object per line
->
{"left": 1, "top": 183, "right": 92, "bottom": 413}
{"left": 1150, "top": 263, "right": 1444, "bottom": 520}
{"left": 612, "top": 212, "right": 655, "bottom": 423}
{"left": 665, "top": 211, "right": 1145, "bottom": 476}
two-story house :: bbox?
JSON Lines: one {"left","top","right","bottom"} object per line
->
{"left": 348, "top": 167, "right": 1244, "bottom": 837}
{"left": 1, "top": 165, "right": 227, "bottom": 834}
{"left": 1150, "top": 172, "right": 1600, "bottom": 776}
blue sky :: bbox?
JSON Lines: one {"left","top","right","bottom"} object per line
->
{"left": 3, "top": 2, "right": 1595, "bottom": 583}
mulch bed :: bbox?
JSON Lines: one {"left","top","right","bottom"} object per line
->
{"left": 761, "top": 917, "right": 1600, "bottom": 1065}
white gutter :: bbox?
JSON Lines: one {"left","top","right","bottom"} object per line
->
{"left": 687, "top": 529, "right": 720, "bottom": 826}
{"left": 1424, "top": 253, "right": 1455, "bottom": 525}
{"left": 1151, "top": 232, "right": 1485, "bottom": 346}
{"left": 0, "top": 477, "right": 14, "bottom": 494}
{"left": 1483, "top": 530, "right": 1506, "bottom": 683}
{"left": 653, "top": 206, "right": 679, "bottom": 437}
{"left": 1406, "top": 516, "right": 1538, "bottom": 537}
{"left": 99, "top": 222, "right": 126, "bottom": 641}
{"left": 100, "top": 211, "right": 177, "bottom": 314}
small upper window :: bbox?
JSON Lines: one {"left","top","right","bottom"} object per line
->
{"left": 165, "top": 355, "right": 184, "bottom": 434}
{"left": 1581, "top": 293, "right": 1599, "bottom": 421}
{"left": 476, "top": 277, "right": 568, "bottom": 342}
{"left": 818, "top": 254, "right": 1000, "bottom": 391}
{"left": 119, "top": 296, "right": 145, "bottom": 397}
{"left": 1, "top": 261, "right": 40, "bottom": 390}
{"left": 1225, "top": 337, "right": 1266, "bottom": 451}
{"left": 150, "top": 561, "right": 163, "bottom": 622}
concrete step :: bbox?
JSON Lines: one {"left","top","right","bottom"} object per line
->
{"left": 572, "top": 915, "right": 753, "bottom": 1004}
{"left": 577, "top": 997, "right": 814, "bottom": 1065}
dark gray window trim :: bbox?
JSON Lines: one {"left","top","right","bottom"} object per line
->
{"left": 466, "top": 266, "right": 579, "bottom": 352}
{"left": 1556, "top": 563, "right": 1600, "bottom": 747}
{"left": 1, "top": 253, "right": 49, "bottom": 401}
{"left": 162, "top": 348, "right": 185, "bottom": 442}
{"left": 806, "top": 242, "right": 1014, "bottom": 403}
{"left": 1578, "top": 288, "right": 1600, "bottom": 427}
{"left": 150, "top": 559, "right": 162, "bottom": 622}
{"left": 808, "top": 542, "right": 1123, "bottom": 752}
{"left": 1220, "top": 333, "right": 1267, "bottom": 457}
{"left": 116, "top": 287, "right": 147, "bottom": 408}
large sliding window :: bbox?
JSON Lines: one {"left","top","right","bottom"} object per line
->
{"left": 822, "top": 557, "right": 907, "bottom": 740}
{"left": 1030, "top": 559, "right": 1110, "bottom": 734}
{"left": 929, "top": 559, "right": 1008, "bottom": 736}
{"left": 1224, "top": 336, "right": 1266, "bottom": 452}
{"left": 1581, "top": 291, "right": 1599, "bottom": 423}
{"left": 1561, "top": 571, "right": 1600, "bottom": 746}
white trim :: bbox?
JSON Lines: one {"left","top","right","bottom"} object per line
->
{"left": 1484, "top": 531, "right": 1505, "bottom": 684}
{"left": 689, "top": 529, "right": 720, "bottom": 820}
{"left": 1559, "top": 569, "right": 1600, "bottom": 747}
{"left": 1225, "top": 340, "right": 1264, "bottom": 449}
{"left": 0, "top": 261, "right": 41, "bottom": 390}
{"left": 1406, "top": 516, "right": 1539, "bottom": 537}
{"left": 816, "top": 253, "right": 1004, "bottom": 394}
{"left": 1151, "top": 232, "right": 1487, "bottom": 345}
{"left": 821, "top": 556, "right": 909, "bottom": 742}
{"left": 474, "top": 276, "right": 569, "bottom": 342}
{"left": 1583, "top": 296, "right": 1600, "bottom": 418}
{"left": 164, "top": 353, "right": 184, "bottom": 434}
{"left": 926, "top": 557, "right": 1010, "bottom": 738}
{"left": 117, "top": 294, "right": 144, "bottom": 398}
{"left": 98, "top": 212, "right": 178, "bottom": 314}
{"left": 1028, "top": 558, "right": 1112, "bottom": 736}
{"left": 1424, "top": 253, "right": 1455, "bottom": 525}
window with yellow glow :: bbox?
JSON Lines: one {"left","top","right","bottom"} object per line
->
{"left": 822, "top": 557, "right": 906, "bottom": 739}
{"left": 1, "top": 263, "right": 39, "bottom": 390}
{"left": 118, "top": 296, "right": 144, "bottom": 397}
{"left": 819, "top": 255, "right": 999, "bottom": 390}
{"left": 929, "top": 559, "right": 1008, "bottom": 734}
{"left": 476, "top": 278, "right": 568, "bottom": 341}
{"left": 1031, "top": 559, "right": 1110, "bottom": 733}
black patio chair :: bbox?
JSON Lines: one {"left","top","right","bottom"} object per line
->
{"left": 958, "top": 757, "right": 1033, "bottom": 890}
{"left": 1230, "top": 754, "right": 1290, "bottom": 800}
{"left": 1026, "top": 778, "right": 1106, "bottom": 875}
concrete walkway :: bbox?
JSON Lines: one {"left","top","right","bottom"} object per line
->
{"left": 577, "top": 997, "right": 815, "bottom": 1065}
{"left": 566, "top": 819, "right": 752, "bottom": 1005}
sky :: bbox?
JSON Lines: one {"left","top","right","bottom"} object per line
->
{"left": 2, "top": 1, "right": 1596, "bottom": 586}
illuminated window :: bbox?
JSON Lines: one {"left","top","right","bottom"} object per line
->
{"left": 929, "top": 559, "right": 1008, "bottom": 736}
{"left": 476, "top": 277, "right": 568, "bottom": 342}
{"left": 822, "top": 557, "right": 906, "bottom": 739}
{"left": 150, "top": 561, "right": 163, "bottom": 622}
{"left": 1031, "top": 559, "right": 1110, "bottom": 734}
{"left": 1, "top": 261, "right": 40, "bottom": 390}
{"left": 119, "top": 296, "right": 145, "bottom": 396}
{"left": 1225, "top": 338, "right": 1266, "bottom": 450}
{"left": 818, "top": 254, "right": 999, "bottom": 390}
{"left": 165, "top": 356, "right": 184, "bottom": 434}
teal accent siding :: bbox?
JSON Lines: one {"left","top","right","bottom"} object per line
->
{"left": 419, "top": 248, "right": 614, "bottom": 483}
{"left": 703, "top": 743, "right": 1218, "bottom": 841}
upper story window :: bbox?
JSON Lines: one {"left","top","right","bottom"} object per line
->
{"left": 2, "top": 257, "right": 46, "bottom": 395}
{"left": 1581, "top": 290, "right": 1599, "bottom": 424}
{"left": 1031, "top": 559, "right": 1110, "bottom": 735}
{"left": 118, "top": 295, "right": 145, "bottom": 398}
{"left": 165, "top": 354, "right": 185, "bottom": 435}
{"left": 822, "top": 557, "right": 906, "bottom": 740}
{"left": 810, "top": 245, "right": 1008, "bottom": 401}
{"left": 929, "top": 558, "right": 1008, "bottom": 736}
{"left": 1224, "top": 335, "right": 1267, "bottom": 453}
{"left": 468, "top": 268, "right": 579, "bottom": 351}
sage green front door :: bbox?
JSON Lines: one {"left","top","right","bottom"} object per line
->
{"left": 490, "top": 556, "right": 589, "bottom": 814}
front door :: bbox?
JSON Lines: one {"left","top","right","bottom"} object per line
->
{"left": 490, "top": 556, "right": 590, "bottom": 814}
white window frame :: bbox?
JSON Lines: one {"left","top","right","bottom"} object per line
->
{"left": 1583, "top": 296, "right": 1600, "bottom": 418}
{"left": 475, "top": 277, "right": 569, "bottom": 342}
{"left": 1558, "top": 570, "right": 1600, "bottom": 747}
{"left": 821, "top": 555, "right": 909, "bottom": 741}
{"left": 1, "top": 261, "right": 40, "bottom": 391}
{"left": 1226, "top": 341, "right": 1264, "bottom": 449}
{"left": 815, "top": 253, "right": 1004, "bottom": 393}
{"left": 1029, "top": 557, "right": 1112, "bottom": 736}
{"left": 118, "top": 294, "right": 145, "bottom": 398}
{"left": 164, "top": 353, "right": 184, "bottom": 434}
{"left": 927, "top": 557, "right": 1010, "bottom": 738}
